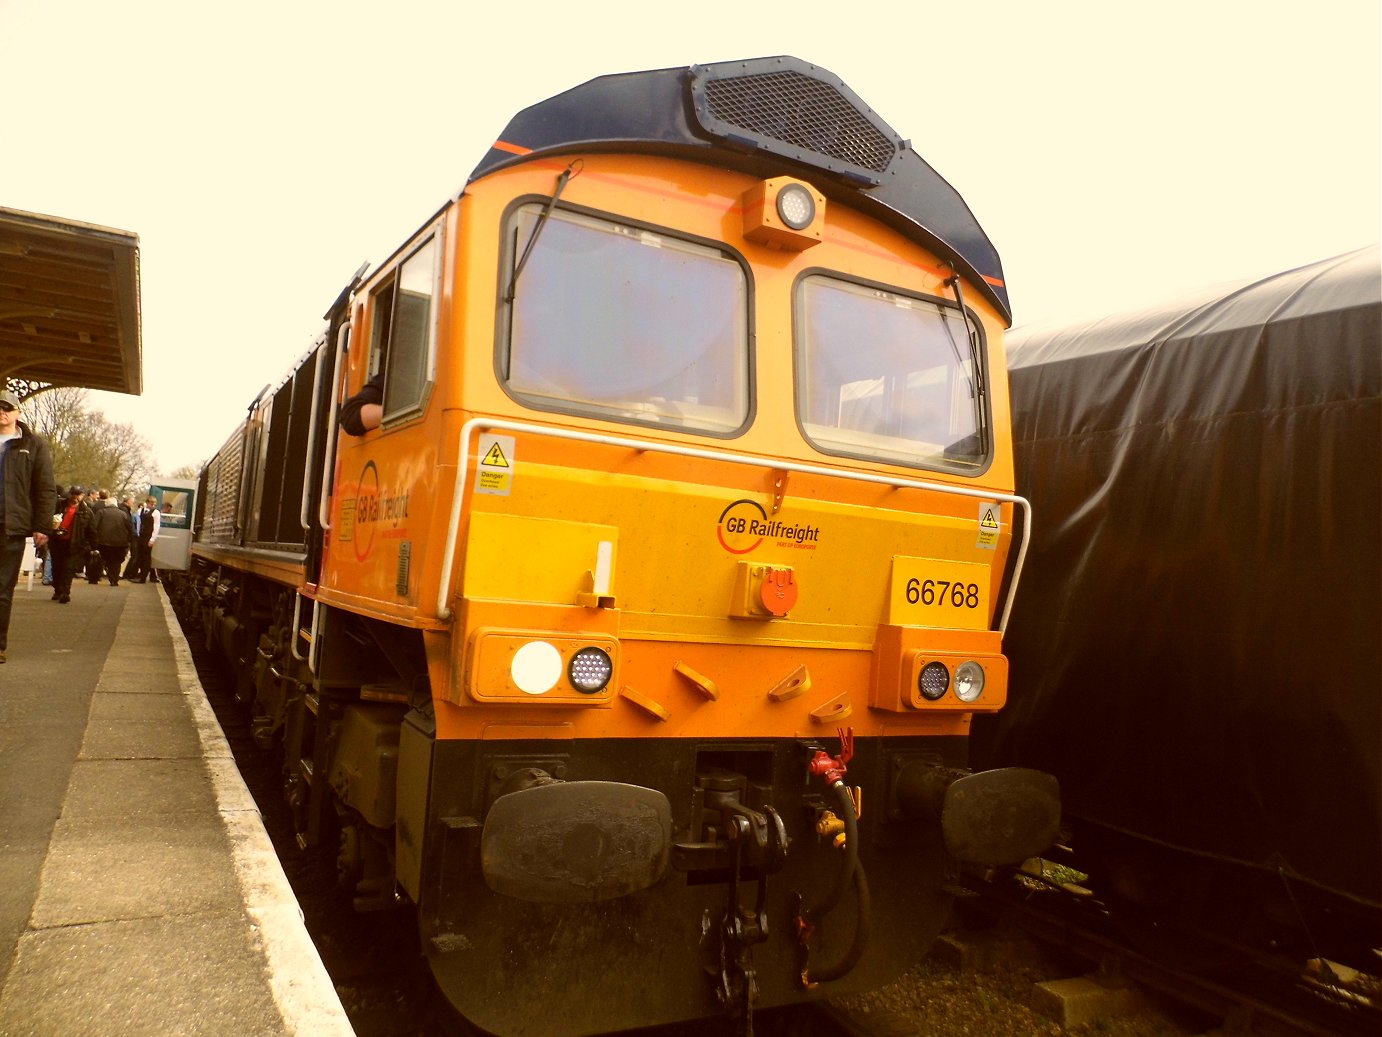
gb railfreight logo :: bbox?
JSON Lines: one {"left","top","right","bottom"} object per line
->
{"left": 716, "top": 499, "right": 821, "bottom": 554}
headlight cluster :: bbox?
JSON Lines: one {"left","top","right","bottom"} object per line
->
{"left": 511, "top": 641, "right": 614, "bottom": 696}
{"left": 469, "top": 629, "right": 618, "bottom": 704}
{"left": 915, "top": 658, "right": 987, "bottom": 705}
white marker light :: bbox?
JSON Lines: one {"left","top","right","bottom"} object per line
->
{"left": 511, "top": 641, "right": 562, "bottom": 695}
{"left": 954, "top": 661, "right": 986, "bottom": 703}
{"left": 776, "top": 183, "right": 816, "bottom": 230}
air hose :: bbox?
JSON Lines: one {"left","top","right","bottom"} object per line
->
{"left": 796, "top": 732, "right": 871, "bottom": 986}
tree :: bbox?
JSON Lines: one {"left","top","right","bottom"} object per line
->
{"left": 25, "top": 386, "right": 156, "bottom": 496}
{"left": 24, "top": 386, "right": 87, "bottom": 448}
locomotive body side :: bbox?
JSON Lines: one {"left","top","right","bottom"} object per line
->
{"left": 176, "top": 57, "right": 1058, "bottom": 1036}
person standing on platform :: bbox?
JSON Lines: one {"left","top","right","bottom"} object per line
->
{"left": 0, "top": 389, "right": 56, "bottom": 662}
{"left": 130, "top": 495, "right": 161, "bottom": 583}
{"left": 120, "top": 496, "right": 139, "bottom": 580}
{"left": 93, "top": 494, "right": 133, "bottom": 585}
{"left": 84, "top": 489, "right": 110, "bottom": 583}
{"left": 48, "top": 486, "right": 93, "bottom": 605}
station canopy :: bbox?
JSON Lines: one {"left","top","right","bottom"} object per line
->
{"left": 0, "top": 206, "right": 142, "bottom": 397}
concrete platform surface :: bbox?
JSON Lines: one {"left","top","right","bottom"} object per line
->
{"left": 0, "top": 577, "right": 353, "bottom": 1036}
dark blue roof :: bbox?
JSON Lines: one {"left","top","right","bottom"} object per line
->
{"left": 469, "top": 56, "right": 1011, "bottom": 324}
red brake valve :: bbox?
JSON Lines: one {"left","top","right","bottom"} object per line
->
{"left": 807, "top": 727, "right": 853, "bottom": 785}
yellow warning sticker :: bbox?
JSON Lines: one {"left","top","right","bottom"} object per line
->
{"left": 475, "top": 434, "right": 515, "bottom": 496}
{"left": 976, "top": 501, "right": 1001, "bottom": 550}
{"left": 482, "top": 442, "right": 509, "bottom": 468}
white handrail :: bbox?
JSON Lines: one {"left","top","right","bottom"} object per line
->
{"left": 436, "top": 418, "right": 1032, "bottom": 632}
{"left": 308, "top": 596, "right": 324, "bottom": 676}
{"left": 290, "top": 591, "right": 306, "bottom": 662}
{"left": 317, "top": 321, "right": 352, "bottom": 531}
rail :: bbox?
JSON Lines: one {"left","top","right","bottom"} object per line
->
{"left": 436, "top": 418, "right": 1032, "bottom": 629}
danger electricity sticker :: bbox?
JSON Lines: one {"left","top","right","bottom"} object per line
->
{"left": 976, "top": 501, "right": 1001, "bottom": 549}
{"left": 475, "top": 434, "right": 515, "bottom": 496}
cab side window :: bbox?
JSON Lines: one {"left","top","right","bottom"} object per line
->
{"left": 368, "top": 234, "right": 439, "bottom": 424}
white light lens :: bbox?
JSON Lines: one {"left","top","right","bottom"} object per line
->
{"left": 954, "top": 661, "right": 986, "bottom": 703}
{"left": 511, "top": 641, "right": 562, "bottom": 695}
{"left": 918, "top": 661, "right": 950, "bottom": 701}
{"left": 776, "top": 184, "right": 816, "bottom": 230}
{"left": 568, "top": 647, "right": 613, "bottom": 693}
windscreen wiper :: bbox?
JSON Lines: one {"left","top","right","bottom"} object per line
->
{"left": 504, "top": 160, "right": 582, "bottom": 304}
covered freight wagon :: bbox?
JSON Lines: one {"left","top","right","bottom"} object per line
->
{"left": 975, "top": 245, "right": 1381, "bottom": 967}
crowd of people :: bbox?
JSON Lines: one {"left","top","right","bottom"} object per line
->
{"left": 42, "top": 487, "right": 162, "bottom": 601}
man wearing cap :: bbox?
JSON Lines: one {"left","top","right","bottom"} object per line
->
{"left": 0, "top": 389, "right": 56, "bottom": 663}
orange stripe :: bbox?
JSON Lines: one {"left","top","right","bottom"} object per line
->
{"left": 515, "top": 155, "right": 737, "bottom": 216}
{"left": 982, "top": 274, "right": 1005, "bottom": 288}
{"left": 492, "top": 139, "right": 532, "bottom": 156}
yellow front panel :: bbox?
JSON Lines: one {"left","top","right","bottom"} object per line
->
{"left": 462, "top": 511, "right": 618, "bottom": 607}
{"left": 464, "top": 453, "right": 1009, "bottom": 648}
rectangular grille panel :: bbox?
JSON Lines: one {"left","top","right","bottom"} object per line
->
{"left": 703, "top": 70, "right": 896, "bottom": 173}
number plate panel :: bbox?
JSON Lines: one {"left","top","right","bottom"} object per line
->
{"left": 888, "top": 557, "right": 991, "bottom": 629}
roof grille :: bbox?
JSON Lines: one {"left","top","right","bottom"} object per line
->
{"left": 700, "top": 69, "right": 897, "bottom": 175}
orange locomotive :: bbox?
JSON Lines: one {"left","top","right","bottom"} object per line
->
{"left": 178, "top": 56, "right": 1058, "bottom": 1035}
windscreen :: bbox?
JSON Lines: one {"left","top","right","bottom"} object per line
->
{"left": 797, "top": 276, "right": 987, "bottom": 471}
{"left": 503, "top": 205, "right": 750, "bottom": 434}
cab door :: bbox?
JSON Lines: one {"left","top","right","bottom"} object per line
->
{"left": 148, "top": 479, "right": 197, "bottom": 572}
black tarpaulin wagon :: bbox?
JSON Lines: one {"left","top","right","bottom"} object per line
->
{"left": 976, "top": 245, "right": 1381, "bottom": 971}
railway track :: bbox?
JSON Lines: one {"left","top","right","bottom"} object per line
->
{"left": 952, "top": 861, "right": 1381, "bottom": 1037}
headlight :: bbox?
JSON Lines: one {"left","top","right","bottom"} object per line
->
{"left": 776, "top": 183, "right": 817, "bottom": 230}
{"left": 511, "top": 641, "right": 563, "bottom": 695}
{"left": 568, "top": 646, "right": 613, "bottom": 694}
{"left": 953, "top": 661, "right": 986, "bottom": 703}
{"left": 470, "top": 629, "right": 620, "bottom": 705}
{"left": 918, "top": 660, "right": 950, "bottom": 701}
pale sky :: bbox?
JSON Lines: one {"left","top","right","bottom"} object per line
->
{"left": 4, "top": 0, "right": 1378, "bottom": 474}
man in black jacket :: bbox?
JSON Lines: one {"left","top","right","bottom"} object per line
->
{"left": 93, "top": 494, "right": 133, "bottom": 586}
{"left": 0, "top": 389, "right": 56, "bottom": 663}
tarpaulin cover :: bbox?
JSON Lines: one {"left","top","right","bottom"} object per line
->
{"left": 975, "top": 246, "right": 1381, "bottom": 907}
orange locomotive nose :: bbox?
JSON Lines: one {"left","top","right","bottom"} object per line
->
{"left": 759, "top": 567, "right": 799, "bottom": 617}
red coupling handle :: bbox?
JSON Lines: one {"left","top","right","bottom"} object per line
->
{"left": 807, "top": 727, "right": 853, "bottom": 785}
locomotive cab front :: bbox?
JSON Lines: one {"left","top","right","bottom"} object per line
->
{"left": 194, "top": 56, "right": 1060, "bottom": 1037}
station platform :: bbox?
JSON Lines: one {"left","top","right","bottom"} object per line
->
{"left": 0, "top": 571, "right": 354, "bottom": 1036}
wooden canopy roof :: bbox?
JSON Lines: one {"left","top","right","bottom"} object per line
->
{"left": 0, "top": 206, "right": 142, "bottom": 397}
